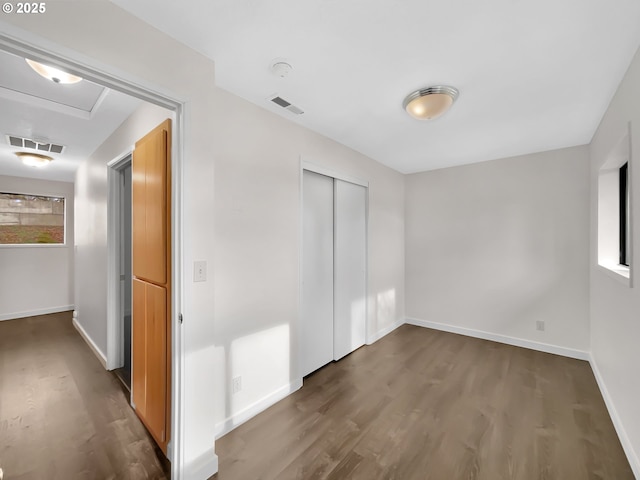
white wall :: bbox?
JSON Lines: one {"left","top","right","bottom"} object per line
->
{"left": 589, "top": 45, "right": 640, "bottom": 476}
{"left": 0, "top": 175, "right": 74, "bottom": 320}
{"left": 74, "top": 101, "right": 171, "bottom": 358}
{"left": 405, "top": 146, "right": 591, "bottom": 354}
{"left": 211, "top": 86, "right": 405, "bottom": 435}
{"left": 2, "top": 4, "right": 219, "bottom": 477}
{"left": 1, "top": 3, "right": 405, "bottom": 476}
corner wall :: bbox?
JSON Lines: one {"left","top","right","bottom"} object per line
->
{"left": 211, "top": 86, "right": 405, "bottom": 435}
{"left": 0, "top": 175, "right": 74, "bottom": 320}
{"left": 589, "top": 45, "right": 640, "bottom": 477}
{"left": 405, "top": 146, "right": 591, "bottom": 356}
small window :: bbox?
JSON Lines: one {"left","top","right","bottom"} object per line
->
{"left": 0, "top": 192, "right": 65, "bottom": 245}
{"left": 597, "top": 127, "right": 631, "bottom": 282}
{"left": 619, "top": 162, "right": 630, "bottom": 266}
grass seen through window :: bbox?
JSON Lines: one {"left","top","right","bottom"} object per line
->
{"left": 0, "top": 192, "right": 65, "bottom": 245}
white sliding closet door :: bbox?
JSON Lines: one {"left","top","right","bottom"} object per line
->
{"left": 333, "top": 179, "right": 367, "bottom": 360}
{"left": 301, "top": 170, "right": 334, "bottom": 377}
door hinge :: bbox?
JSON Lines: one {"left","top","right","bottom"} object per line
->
{"left": 179, "top": 313, "right": 183, "bottom": 324}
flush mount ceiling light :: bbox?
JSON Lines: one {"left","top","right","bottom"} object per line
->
{"left": 15, "top": 152, "right": 53, "bottom": 168}
{"left": 25, "top": 59, "right": 83, "bottom": 84}
{"left": 403, "top": 85, "right": 459, "bottom": 120}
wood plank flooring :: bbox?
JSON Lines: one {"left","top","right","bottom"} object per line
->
{"left": 214, "top": 324, "right": 633, "bottom": 480}
{"left": 0, "top": 312, "right": 169, "bottom": 479}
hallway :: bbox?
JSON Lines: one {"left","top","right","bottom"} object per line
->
{"left": 0, "top": 312, "right": 168, "bottom": 479}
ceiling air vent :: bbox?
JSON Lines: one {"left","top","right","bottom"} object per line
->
{"left": 269, "top": 95, "right": 304, "bottom": 115}
{"left": 6, "top": 135, "right": 65, "bottom": 154}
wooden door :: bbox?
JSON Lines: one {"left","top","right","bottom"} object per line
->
{"left": 132, "top": 119, "right": 171, "bottom": 454}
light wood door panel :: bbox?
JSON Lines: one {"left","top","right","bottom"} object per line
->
{"left": 132, "top": 124, "right": 168, "bottom": 285}
{"left": 131, "top": 119, "right": 171, "bottom": 455}
{"left": 141, "top": 127, "right": 167, "bottom": 284}
{"left": 132, "top": 278, "right": 147, "bottom": 417}
{"left": 144, "top": 282, "right": 167, "bottom": 444}
{"left": 132, "top": 149, "right": 147, "bottom": 281}
{"left": 132, "top": 280, "right": 167, "bottom": 446}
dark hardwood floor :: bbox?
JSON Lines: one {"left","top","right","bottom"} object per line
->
{"left": 214, "top": 324, "right": 633, "bottom": 480}
{"left": 0, "top": 311, "right": 169, "bottom": 479}
{"left": 5, "top": 314, "right": 629, "bottom": 479}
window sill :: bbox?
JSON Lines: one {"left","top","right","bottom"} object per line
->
{"left": 0, "top": 243, "right": 68, "bottom": 249}
{"left": 597, "top": 262, "right": 631, "bottom": 286}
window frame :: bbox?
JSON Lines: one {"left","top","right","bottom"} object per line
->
{"left": 0, "top": 191, "right": 67, "bottom": 247}
{"left": 619, "top": 162, "right": 629, "bottom": 267}
{"left": 597, "top": 124, "right": 632, "bottom": 285}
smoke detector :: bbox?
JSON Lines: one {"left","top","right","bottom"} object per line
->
{"left": 270, "top": 61, "right": 293, "bottom": 78}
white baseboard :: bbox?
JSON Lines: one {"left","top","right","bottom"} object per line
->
{"left": 589, "top": 355, "right": 640, "bottom": 479}
{"left": 215, "top": 379, "right": 303, "bottom": 439}
{"left": 0, "top": 305, "right": 74, "bottom": 322}
{"left": 184, "top": 451, "right": 219, "bottom": 480}
{"left": 407, "top": 317, "right": 638, "bottom": 475}
{"left": 72, "top": 317, "right": 108, "bottom": 369}
{"left": 405, "top": 317, "right": 590, "bottom": 361}
{"left": 211, "top": 320, "right": 402, "bottom": 441}
{"left": 367, "top": 318, "right": 405, "bottom": 345}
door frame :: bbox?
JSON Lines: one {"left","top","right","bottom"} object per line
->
{"left": 0, "top": 33, "right": 187, "bottom": 478}
{"left": 299, "top": 159, "right": 369, "bottom": 381}
{"left": 107, "top": 152, "right": 133, "bottom": 372}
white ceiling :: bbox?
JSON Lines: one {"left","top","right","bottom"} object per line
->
{"left": 0, "top": 49, "right": 141, "bottom": 182}
{"left": 112, "top": 0, "right": 640, "bottom": 173}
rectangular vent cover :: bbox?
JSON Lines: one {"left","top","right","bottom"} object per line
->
{"left": 269, "top": 95, "right": 304, "bottom": 115}
{"left": 6, "top": 135, "right": 65, "bottom": 154}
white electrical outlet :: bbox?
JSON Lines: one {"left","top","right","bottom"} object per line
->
{"left": 536, "top": 320, "right": 545, "bottom": 331}
{"left": 232, "top": 376, "right": 242, "bottom": 394}
{"left": 193, "top": 260, "right": 207, "bottom": 282}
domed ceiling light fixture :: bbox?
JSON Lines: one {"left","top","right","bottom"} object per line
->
{"left": 15, "top": 152, "right": 53, "bottom": 168}
{"left": 403, "top": 85, "right": 459, "bottom": 120}
{"left": 25, "top": 59, "right": 83, "bottom": 84}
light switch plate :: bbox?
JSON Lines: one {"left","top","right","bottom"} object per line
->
{"left": 194, "top": 261, "right": 207, "bottom": 282}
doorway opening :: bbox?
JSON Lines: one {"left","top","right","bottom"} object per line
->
{"left": 0, "top": 32, "right": 185, "bottom": 477}
{"left": 110, "top": 155, "right": 133, "bottom": 390}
